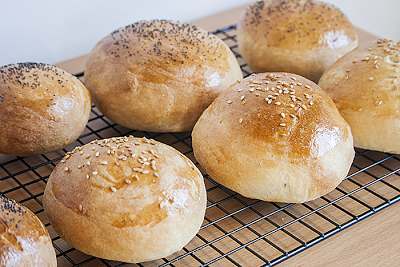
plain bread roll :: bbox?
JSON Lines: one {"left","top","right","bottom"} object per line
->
{"left": 318, "top": 39, "right": 400, "bottom": 153}
{"left": 0, "top": 196, "right": 57, "bottom": 267}
{"left": 43, "top": 136, "right": 207, "bottom": 263}
{"left": 0, "top": 62, "right": 92, "bottom": 157}
{"left": 192, "top": 72, "right": 354, "bottom": 203}
{"left": 84, "top": 19, "right": 243, "bottom": 132}
{"left": 236, "top": 0, "right": 358, "bottom": 82}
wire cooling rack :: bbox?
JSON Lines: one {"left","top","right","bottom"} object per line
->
{"left": 1, "top": 25, "right": 400, "bottom": 267}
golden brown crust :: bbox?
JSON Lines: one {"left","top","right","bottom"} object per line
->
{"left": 318, "top": 39, "right": 400, "bottom": 153}
{"left": 0, "top": 63, "right": 92, "bottom": 157}
{"left": 0, "top": 196, "right": 56, "bottom": 267}
{"left": 84, "top": 19, "right": 243, "bottom": 132}
{"left": 192, "top": 72, "right": 354, "bottom": 203}
{"left": 237, "top": 0, "right": 358, "bottom": 82}
{"left": 43, "top": 136, "right": 206, "bottom": 263}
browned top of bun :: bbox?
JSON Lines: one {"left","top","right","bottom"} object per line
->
{"left": 204, "top": 73, "right": 350, "bottom": 160}
{"left": 239, "top": 0, "right": 357, "bottom": 51}
{"left": 0, "top": 62, "right": 92, "bottom": 157}
{"left": 84, "top": 19, "right": 243, "bottom": 132}
{"left": 0, "top": 196, "right": 56, "bottom": 266}
{"left": 319, "top": 39, "right": 400, "bottom": 114}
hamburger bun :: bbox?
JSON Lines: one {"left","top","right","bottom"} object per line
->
{"left": 84, "top": 19, "right": 243, "bottom": 132}
{"left": 192, "top": 72, "right": 354, "bottom": 203}
{"left": 43, "top": 136, "right": 207, "bottom": 263}
{"left": 0, "top": 62, "right": 92, "bottom": 157}
{"left": 0, "top": 196, "right": 57, "bottom": 266}
{"left": 236, "top": 0, "right": 358, "bottom": 82}
{"left": 318, "top": 39, "right": 400, "bottom": 153}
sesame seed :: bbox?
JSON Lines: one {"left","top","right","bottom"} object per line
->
{"left": 154, "top": 172, "right": 160, "bottom": 177}
{"left": 240, "top": 95, "right": 245, "bottom": 101}
{"left": 280, "top": 113, "right": 285, "bottom": 118}
{"left": 92, "top": 171, "right": 98, "bottom": 175}
{"left": 227, "top": 100, "right": 233, "bottom": 104}
{"left": 86, "top": 174, "right": 90, "bottom": 179}
{"left": 86, "top": 161, "right": 90, "bottom": 166}
{"left": 110, "top": 186, "right": 117, "bottom": 193}
{"left": 280, "top": 123, "right": 286, "bottom": 126}
{"left": 78, "top": 205, "right": 83, "bottom": 211}
{"left": 239, "top": 118, "right": 243, "bottom": 123}
{"left": 275, "top": 102, "right": 281, "bottom": 105}
{"left": 64, "top": 167, "right": 70, "bottom": 172}
{"left": 280, "top": 133, "right": 287, "bottom": 136}
{"left": 100, "top": 160, "right": 107, "bottom": 165}
{"left": 142, "top": 170, "right": 150, "bottom": 174}
{"left": 289, "top": 114, "right": 296, "bottom": 118}
{"left": 124, "top": 179, "right": 132, "bottom": 184}
{"left": 369, "top": 77, "right": 374, "bottom": 81}
{"left": 95, "top": 152, "right": 100, "bottom": 157}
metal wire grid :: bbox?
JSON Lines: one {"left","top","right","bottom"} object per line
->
{"left": 1, "top": 25, "right": 400, "bottom": 266}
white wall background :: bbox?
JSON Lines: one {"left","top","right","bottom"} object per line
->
{"left": 1, "top": 0, "right": 399, "bottom": 67}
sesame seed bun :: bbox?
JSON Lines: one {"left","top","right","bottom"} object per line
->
{"left": 192, "top": 72, "right": 354, "bottom": 203}
{"left": 43, "top": 136, "right": 206, "bottom": 263}
{"left": 0, "top": 62, "right": 92, "bottom": 157}
{"left": 236, "top": 0, "right": 358, "bottom": 82}
{"left": 318, "top": 39, "right": 400, "bottom": 153}
{"left": 84, "top": 19, "right": 243, "bottom": 132}
{"left": 0, "top": 196, "right": 57, "bottom": 266}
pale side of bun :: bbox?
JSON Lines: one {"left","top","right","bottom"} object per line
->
{"left": 0, "top": 63, "right": 92, "bottom": 157}
{"left": 0, "top": 196, "right": 57, "bottom": 267}
{"left": 84, "top": 19, "right": 243, "bottom": 132}
{"left": 237, "top": 0, "right": 358, "bottom": 82}
{"left": 319, "top": 39, "right": 400, "bottom": 153}
{"left": 43, "top": 136, "right": 206, "bottom": 263}
{"left": 192, "top": 72, "right": 354, "bottom": 203}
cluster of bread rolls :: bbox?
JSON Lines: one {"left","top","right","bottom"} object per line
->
{"left": 4, "top": 0, "right": 398, "bottom": 265}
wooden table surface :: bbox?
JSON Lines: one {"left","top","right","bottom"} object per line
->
{"left": 49, "top": 3, "right": 400, "bottom": 267}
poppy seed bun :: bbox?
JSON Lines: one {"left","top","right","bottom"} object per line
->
{"left": 192, "top": 72, "right": 354, "bottom": 203}
{"left": 84, "top": 19, "right": 243, "bottom": 132}
{"left": 318, "top": 39, "right": 400, "bottom": 153}
{"left": 237, "top": 0, "right": 358, "bottom": 82}
{"left": 0, "top": 62, "right": 92, "bottom": 157}
{"left": 43, "top": 136, "right": 207, "bottom": 263}
{"left": 0, "top": 196, "right": 57, "bottom": 266}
